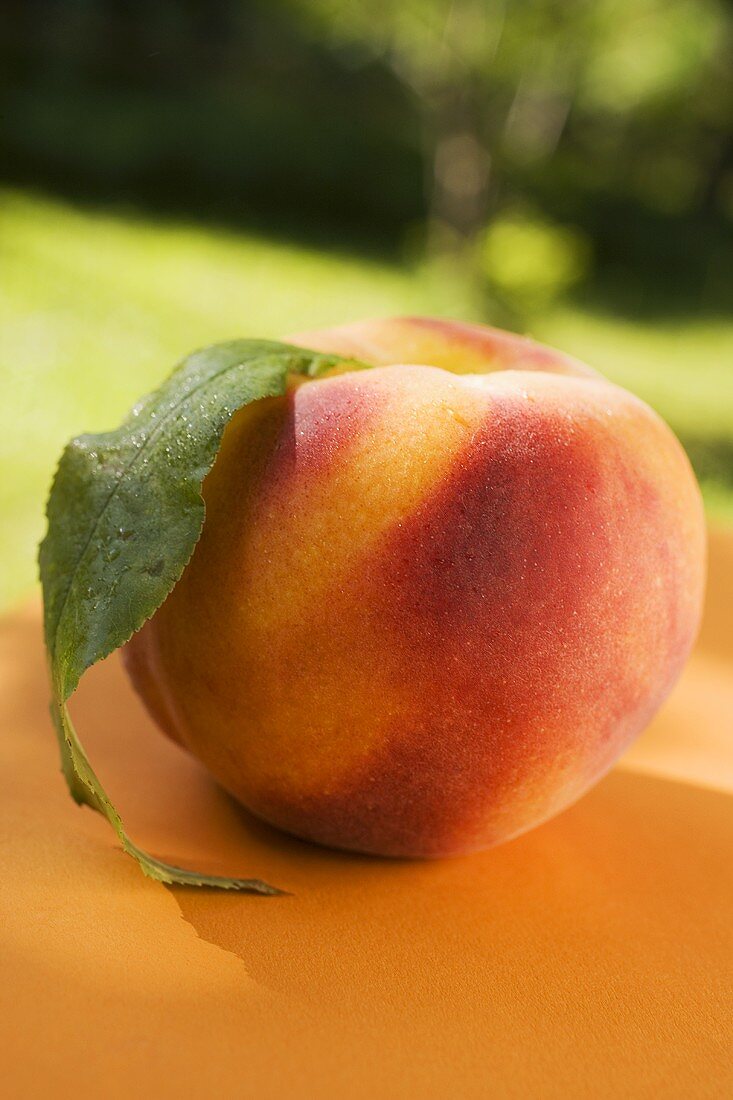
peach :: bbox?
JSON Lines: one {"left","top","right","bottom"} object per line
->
{"left": 124, "top": 317, "right": 706, "bottom": 857}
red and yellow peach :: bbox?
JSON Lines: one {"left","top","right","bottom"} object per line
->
{"left": 124, "top": 317, "right": 706, "bottom": 857}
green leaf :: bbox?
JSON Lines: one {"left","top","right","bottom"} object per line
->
{"left": 39, "top": 339, "right": 362, "bottom": 892}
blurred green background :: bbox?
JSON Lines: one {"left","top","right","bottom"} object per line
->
{"left": 2, "top": 0, "right": 732, "bottom": 611}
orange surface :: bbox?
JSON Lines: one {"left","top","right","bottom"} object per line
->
{"left": 2, "top": 529, "right": 733, "bottom": 1098}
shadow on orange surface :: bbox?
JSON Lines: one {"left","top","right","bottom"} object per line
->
{"left": 1, "top": 529, "right": 732, "bottom": 1097}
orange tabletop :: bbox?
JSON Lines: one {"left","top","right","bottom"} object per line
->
{"left": 2, "top": 529, "right": 732, "bottom": 1099}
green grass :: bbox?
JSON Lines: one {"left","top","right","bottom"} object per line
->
{"left": 2, "top": 187, "right": 731, "bottom": 612}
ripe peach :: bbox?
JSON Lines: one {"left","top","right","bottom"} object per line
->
{"left": 124, "top": 317, "right": 706, "bottom": 857}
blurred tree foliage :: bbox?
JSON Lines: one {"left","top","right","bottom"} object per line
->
{"left": 2, "top": 0, "right": 732, "bottom": 314}
{"left": 293, "top": 0, "right": 733, "bottom": 313}
{"left": 1, "top": 0, "right": 423, "bottom": 243}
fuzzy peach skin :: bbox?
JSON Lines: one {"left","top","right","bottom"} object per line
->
{"left": 124, "top": 317, "right": 706, "bottom": 858}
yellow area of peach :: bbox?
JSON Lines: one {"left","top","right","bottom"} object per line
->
{"left": 241, "top": 366, "right": 488, "bottom": 633}
{"left": 148, "top": 365, "right": 492, "bottom": 795}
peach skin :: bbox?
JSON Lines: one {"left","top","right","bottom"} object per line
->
{"left": 124, "top": 317, "right": 706, "bottom": 857}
